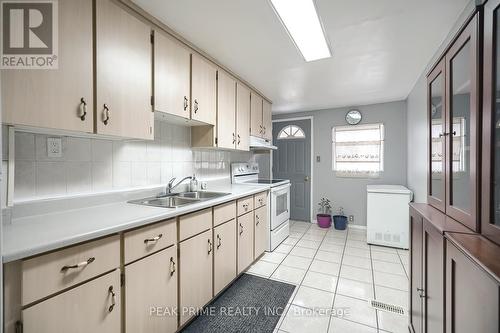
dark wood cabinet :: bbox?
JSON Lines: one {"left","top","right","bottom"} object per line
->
{"left": 410, "top": 207, "right": 424, "bottom": 333}
{"left": 427, "top": 14, "right": 480, "bottom": 232}
{"left": 482, "top": 0, "right": 500, "bottom": 245}
{"left": 445, "top": 233, "right": 499, "bottom": 333}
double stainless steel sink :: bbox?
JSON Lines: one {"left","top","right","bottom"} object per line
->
{"left": 128, "top": 191, "right": 231, "bottom": 208}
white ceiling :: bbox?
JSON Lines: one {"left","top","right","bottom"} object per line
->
{"left": 132, "top": 0, "right": 469, "bottom": 114}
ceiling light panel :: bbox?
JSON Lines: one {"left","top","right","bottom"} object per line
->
{"left": 270, "top": 0, "right": 331, "bottom": 62}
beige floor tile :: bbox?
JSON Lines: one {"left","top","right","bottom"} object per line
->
{"left": 302, "top": 271, "right": 338, "bottom": 293}
{"left": 344, "top": 247, "right": 371, "bottom": 258}
{"left": 371, "top": 245, "right": 398, "bottom": 254}
{"left": 275, "top": 243, "right": 294, "bottom": 254}
{"left": 246, "top": 260, "right": 279, "bottom": 278}
{"left": 309, "top": 259, "right": 341, "bottom": 276}
{"left": 319, "top": 243, "right": 344, "bottom": 253}
{"left": 375, "top": 285, "right": 409, "bottom": 308}
{"left": 371, "top": 251, "right": 401, "bottom": 263}
{"left": 339, "top": 265, "right": 373, "bottom": 284}
{"left": 328, "top": 317, "right": 377, "bottom": 333}
{"left": 372, "top": 260, "right": 406, "bottom": 276}
{"left": 334, "top": 295, "right": 377, "bottom": 328}
{"left": 315, "top": 250, "right": 343, "bottom": 263}
{"left": 297, "top": 239, "right": 322, "bottom": 249}
{"left": 342, "top": 254, "right": 372, "bottom": 269}
{"left": 282, "top": 255, "right": 313, "bottom": 270}
{"left": 261, "top": 251, "right": 288, "bottom": 264}
{"left": 373, "top": 271, "right": 408, "bottom": 291}
{"left": 346, "top": 239, "right": 370, "bottom": 249}
{"left": 377, "top": 311, "right": 409, "bottom": 333}
{"left": 337, "top": 278, "right": 374, "bottom": 300}
{"left": 283, "top": 237, "right": 300, "bottom": 246}
{"left": 271, "top": 265, "right": 307, "bottom": 285}
{"left": 280, "top": 305, "right": 330, "bottom": 333}
{"left": 292, "top": 285, "right": 335, "bottom": 310}
{"left": 290, "top": 246, "right": 317, "bottom": 258}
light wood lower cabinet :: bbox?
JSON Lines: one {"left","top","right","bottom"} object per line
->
{"left": 254, "top": 205, "right": 268, "bottom": 259}
{"left": 179, "top": 229, "right": 213, "bottom": 326}
{"left": 1, "top": 0, "right": 94, "bottom": 133}
{"left": 22, "top": 270, "right": 120, "bottom": 333}
{"left": 95, "top": 0, "right": 153, "bottom": 139}
{"left": 213, "top": 219, "right": 237, "bottom": 295}
{"left": 125, "top": 245, "right": 177, "bottom": 333}
{"left": 237, "top": 212, "right": 254, "bottom": 274}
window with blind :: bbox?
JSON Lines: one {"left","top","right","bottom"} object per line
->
{"left": 332, "top": 123, "right": 385, "bottom": 178}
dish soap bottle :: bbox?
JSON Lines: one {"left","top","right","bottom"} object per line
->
{"left": 190, "top": 174, "right": 198, "bottom": 192}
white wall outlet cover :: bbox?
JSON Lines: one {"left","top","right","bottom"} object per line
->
{"left": 47, "top": 137, "right": 62, "bottom": 157}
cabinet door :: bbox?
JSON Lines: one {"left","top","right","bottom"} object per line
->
{"left": 482, "top": 0, "right": 500, "bottom": 245}
{"left": 446, "top": 240, "right": 499, "bottom": 333}
{"left": 125, "top": 246, "right": 177, "bottom": 333}
{"left": 179, "top": 229, "right": 213, "bottom": 326}
{"left": 1, "top": 0, "right": 93, "bottom": 133}
{"left": 214, "top": 220, "right": 237, "bottom": 295}
{"left": 422, "top": 221, "right": 444, "bottom": 333}
{"left": 262, "top": 100, "right": 273, "bottom": 141}
{"left": 237, "top": 212, "right": 254, "bottom": 274}
{"left": 191, "top": 54, "right": 216, "bottom": 125}
{"left": 217, "top": 70, "right": 237, "bottom": 149}
{"left": 410, "top": 208, "right": 423, "bottom": 333}
{"left": 154, "top": 30, "right": 191, "bottom": 119}
{"left": 22, "top": 270, "right": 120, "bottom": 333}
{"left": 250, "top": 92, "right": 263, "bottom": 137}
{"left": 236, "top": 82, "right": 251, "bottom": 151}
{"left": 444, "top": 15, "right": 479, "bottom": 230}
{"left": 254, "top": 205, "right": 268, "bottom": 259}
{"left": 427, "top": 59, "right": 446, "bottom": 212}
{"left": 95, "top": 0, "right": 153, "bottom": 139}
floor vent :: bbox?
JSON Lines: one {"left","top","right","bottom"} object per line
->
{"left": 369, "top": 299, "right": 406, "bottom": 315}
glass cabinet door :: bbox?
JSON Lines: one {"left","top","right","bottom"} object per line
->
{"left": 428, "top": 60, "right": 446, "bottom": 212}
{"left": 482, "top": 0, "right": 500, "bottom": 245}
{"left": 445, "top": 15, "right": 478, "bottom": 231}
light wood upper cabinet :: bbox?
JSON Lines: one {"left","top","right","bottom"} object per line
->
{"left": 1, "top": 0, "right": 93, "bottom": 133}
{"left": 154, "top": 30, "right": 191, "bottom": 119}
{"left": 125, "top": 246, "right": 177, "bottom": 333}
{"left": 191, "top": 54, "right": 217, "bottom": 125}
{"left": 254, "top": 204, "right": 268, "bottom": 259}
{"left": 214, "top": 219, "right": 237, "bottom": 295}
{"left": 262, "top": 100, "right": 272, "bottom": 140}
{"left": 95, "top": 0, "right": 153, "bottom": 140}
{"left": 22, "top": 270, "right": 120, "bottom": 333}
{"left": 237, "top": 212, "right": 254, "bottom": 274}
{"left": 236, "top": 83, "right": 251, "bottom": 151}
{"left": 179, "top": 229, "right": 213, "bottom": 326}
{"left": 250, "top": 92, "right": 263, "bottom": 137}
{"left": 217, "top": 70, "right": 237, "bottom": 149}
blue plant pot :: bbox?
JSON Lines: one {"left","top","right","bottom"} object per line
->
{"left": 333, "top": 215, "right": 348, "bottom": 230}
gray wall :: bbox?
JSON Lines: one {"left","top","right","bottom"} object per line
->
{"left": 406, "top": 0, "right": 476, "bottom": 203}
{"left": 273, "top": 101, "right": 407, "bottom": 226}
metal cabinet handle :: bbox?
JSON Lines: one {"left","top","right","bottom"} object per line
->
{"left": 258, "top": 198, "right": 263, "bottom": 205}
{"left": 194, "top": 99, "right": 199, "bottom": 113}
{"left": 217, "top": 234, "right": 222, "bottom": 249}
{"left": 237, "top": 134, "right": 241, "bottom": 145}
{"left": 263, "top": 126, "right": 266, "bottom": 134}
{"left": 243, "top": 203, "right": 249, "bottom": 211}
{"left": 169, "top": 257, "right": 176, "bottom": 276}
{"left": 79, "top": 97, "right": 87, "bottom": 121}
{"left": 239, "top": 223, "right": 243, "bottom": 235}
{"left": 232, "top": 133, "right": 236, "bottom": 144}
{"left": 108, "top": 286, "right": 116, "bottom": 312}
{"left": 183, "top": 96, "right": 188, "bottom": 111}
{"left": 144, "top": 233, "right": 163, "bottom": 244}
{"left": 61, "top": 257, "right": 95, "bottom": 272}
{"left": 439, "top": 132, "right": 449, "bottom": 137}
{"left": 103, "top": 104, "right": 110, "bottom": 125}
{"left": 256, "top": 215, "right": 260, "bottom": 225}
{"left": 208, "top": 239, "right": 213, "bottom": 254}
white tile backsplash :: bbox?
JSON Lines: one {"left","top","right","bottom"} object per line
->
{"left": 11, "top": 121, "right": 258, "bottom": 202}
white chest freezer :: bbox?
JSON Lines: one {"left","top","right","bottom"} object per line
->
{"left": 367, "top": 185, "right": 413, "bottom": 249}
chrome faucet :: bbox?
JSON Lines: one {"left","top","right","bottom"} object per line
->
{"left": 167, "top": 176, "right": 193, "bottom": 194}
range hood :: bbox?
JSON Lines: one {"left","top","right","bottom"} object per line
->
{"left": 249, "top": 136, "right": 277, "bottom": 150}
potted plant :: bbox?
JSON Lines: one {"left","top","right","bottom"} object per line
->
{"left": 317, "top": 198, "right": 332, "bottom": 228}
{"left": 333, "top": 207, "right": 348, "bottom": 230}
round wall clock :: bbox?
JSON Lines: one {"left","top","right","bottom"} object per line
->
{"left": 346, "top": 109, "right": 362, "bottom": 125}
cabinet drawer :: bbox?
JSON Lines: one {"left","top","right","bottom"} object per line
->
{"left": 179, "top": 208, "right": 212, "bottom": 241}
{"left": 124, "top": 219, "right": 176, "bottom": 264}
{"left": 21, "top": 235, "right": 119, "bottom": 306}
{"left": 254, "top": 192, "right": 267, "bottom": 208}
{"left": 22, "top": 270, "right": 120, "bottom": 333}
{"left": 237, "top": 196, "right": 254, "bottom": 216}
{"left": 213, "top": 201, "right": 236, "bottom": 227}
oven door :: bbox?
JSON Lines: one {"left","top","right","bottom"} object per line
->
{"left": 271, "top": 183, "right": 291, "bottom": 230}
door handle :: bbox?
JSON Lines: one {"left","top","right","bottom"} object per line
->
{"left": 304, "top": 176, "right": 310, "bottom": 181}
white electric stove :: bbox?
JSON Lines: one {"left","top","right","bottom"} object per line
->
{"left": 231, "top": 162, "right": 291, "bottom": 251}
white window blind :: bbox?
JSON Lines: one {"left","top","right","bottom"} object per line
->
{"left": 332, "top": 123, "right": 385, "bottom": 178}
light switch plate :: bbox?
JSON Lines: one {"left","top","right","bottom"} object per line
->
{"left": 47, "top": 137, "right": 62, "bottom": 157}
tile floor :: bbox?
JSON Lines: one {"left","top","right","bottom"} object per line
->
{"left": 246, "top": 221, "right": 410, "bottom": 333}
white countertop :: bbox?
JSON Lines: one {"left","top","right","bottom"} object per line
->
{"left": 3, "top": 184, "right": 271, "bottom": 263}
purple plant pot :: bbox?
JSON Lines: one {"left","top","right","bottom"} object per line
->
{"left": 317, "top": 214, "right": 332, "bottom": 228}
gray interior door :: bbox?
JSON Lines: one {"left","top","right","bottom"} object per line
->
{"left": 273, "top": 119, "right": 311, "bottom": 221}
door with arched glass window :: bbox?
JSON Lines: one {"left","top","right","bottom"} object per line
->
{"left": 273, "top": 119, "right": 311, "bottom": 221}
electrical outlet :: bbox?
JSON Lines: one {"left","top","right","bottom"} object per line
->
{"left": 200, "top": 181, "right": 208, "bottom": 190}
{"left": 47, "top": 137, "right": 62, "bottom": 157}
{"left": 349, "top": 215, "right": 354, "bottom": 222}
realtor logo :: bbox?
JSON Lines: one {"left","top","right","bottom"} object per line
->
{"left": 1, "top": 0, "right": 58, "bottom": 69}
